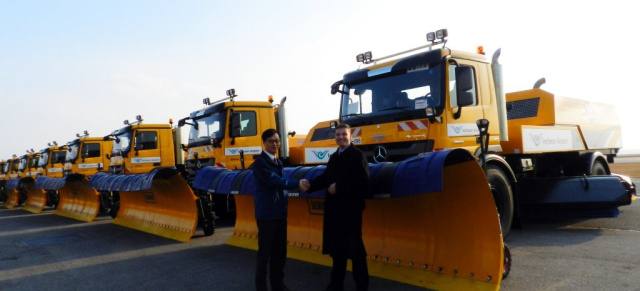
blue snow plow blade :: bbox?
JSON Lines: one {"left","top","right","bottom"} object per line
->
{"left": 36, "top": 176, "right": 67, "bottom": 190}
{"left": 89, "top": 168, "right": 177, "bottom": 191}
{"left": 193, "top": 149, "right": 474, "bottom": 198}
{"left": 5, "top": 179, "right": 20, "bottom": 190}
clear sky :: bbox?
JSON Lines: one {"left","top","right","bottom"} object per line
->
{"left": 1, "top": 0, "right": 639, "bottom": 159}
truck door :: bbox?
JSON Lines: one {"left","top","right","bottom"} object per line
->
{"left": 446, "top": 60, "right": 485, "bottom": 151}
{"left": 78, "top": 142, "right": 104, "bottom": 176}
{"left": 130, "top": 130, "right": 162, "bottom": 174}
{"left": 225, "top": 110, "right": 261, "bottom": 170}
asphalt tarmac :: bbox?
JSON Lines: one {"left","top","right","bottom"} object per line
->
{"left": 1, "top": 180, "right": 638, "bottom": 291}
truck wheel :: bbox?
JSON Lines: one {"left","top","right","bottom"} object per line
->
{"left": 198, "top": 195, "right": 215, "bottom": 236}
{"left": 109, "top": 191, "right": 120, "bottom": 219}
{"left": 203, "top": 215, "right": 215, "bottom": 236}
{"left": 590, "top": 159, "right": 607, "bottom": 175}
{"left": 487, "top": 165, "right": 514, "bottom": 237}
{"left": 503, "top": 243, "right": 512, "bottom": 279}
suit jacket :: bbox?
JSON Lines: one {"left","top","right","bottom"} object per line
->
{"left": 308, "top": 143, "right": 370, "bottom": 257}
{"left": 252, "top": 151, "right": 299, "bottom": 220}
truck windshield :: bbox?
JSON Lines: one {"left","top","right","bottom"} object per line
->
{"left": 112, "top": 131, "right": 133, "bottom": 156}
{"left": 65, "top": 143, "right": 80, "bottom": 163}
{"left": 2, "top": 163, "right": 8, "bottom": 174}
{"left": 18, "top": 158, "right": 27, "bottom": 172}
{"left": 189, "top": 113, "right": 225, "bottom": 147}
{"left": 11, "top": 160, "right": 19, "bottom": 172}
{"left": 341, "top": 63, "right": 443, "bottom": 124}
{"left": 38, "top": 151, "right": 50, "bottom": 167}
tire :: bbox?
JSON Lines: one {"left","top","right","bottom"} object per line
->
{"left": 198, "top": 195, "right": 216, "bottom": 236}
{"left": 203, "top": 215, "right": 215, "bottom": 236}
{"left": 487, "top": 165, "right": 514, "bottom": 237}
{"left": 502, "top": 243, "right": 512, "bottom": 279}
{"left": 99, "top": 191, "right": 112, "bottom": 214}
{"left": 109, "top": 191, "right": 120, "bottom": 219}
{"left": 590, "top": 159, "right": 607, "bottom": 175}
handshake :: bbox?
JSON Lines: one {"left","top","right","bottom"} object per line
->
{"left": 298, "top": 179, "right": 311, "bottom": 192}
{"left": 298, "top": 179, "right": 336, "bottom": 195}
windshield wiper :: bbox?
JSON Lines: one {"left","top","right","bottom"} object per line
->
{"left": 378, "top": 106, "right": 410, "bottom": 112}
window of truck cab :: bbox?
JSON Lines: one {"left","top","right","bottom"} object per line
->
{"left": 65, "top": 142, "right": 80, "bottom": 163}
{"left": 235, "top": 111, "right": 257, "bottom": 137}
{"left": 38, "top": 151, "right": 49, "bottom": 168}
{"left": 448, "top": 62, "right": 478, "bottom": 107}
{"left": 340, "top": 62, "right": 444, "bottom": 122}
{"left": 189, "top": 112, "right": 225, "bottom": 147}
{"left": 112, "top": 131, "right": 133, "bottom": 156}
{"left": 82, "top": 143, "right": 102, "bottom": 158}
{"left": 135, "top": 131, "right": 158, "bottom": 150}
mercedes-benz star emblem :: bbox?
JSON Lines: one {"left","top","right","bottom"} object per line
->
{"left": 373, "top": 146, "right": 387, "bottom": 163}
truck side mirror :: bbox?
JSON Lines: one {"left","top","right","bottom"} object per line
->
{"left": 331, "top": 80, "right": 345, "bottom": 95}
{"left": 230, "top": 113, "right": 242, "bottom": 138}
{"left": 455, "top": 66, "right": 475, "bottom": 107}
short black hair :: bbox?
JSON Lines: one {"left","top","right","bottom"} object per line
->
{"left": 261, "top": 129, "right": 279, "bottom": 142}
{"left": 335, "top": 123, "right": 351, "bottom": 130}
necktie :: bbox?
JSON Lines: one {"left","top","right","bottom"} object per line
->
{"left": 274, "top": 157, "right": 278, "bottom": 164}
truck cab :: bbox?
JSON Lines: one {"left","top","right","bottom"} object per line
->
{"left": 106, "top": 117, "right": 178, "bottom": 175}
{"left": 18, "top": 152, "right": 40, "bottom": 178}
{"left": 178, "top": 90, "right": 305, "bottom": 181}
{"left": 7, "top": 157, "right": 20, "bottom": 180}
{"left": 0, "top": 160, "right": 7, "bottom": 180}
{"left": 64, "top": 134, "right": 113, "bottom": 177}
{"left": 37, "top": 145, "right": 67, "bottom": 178}
{"left": 331, "top": 34, "right": 500, "bottom": 163}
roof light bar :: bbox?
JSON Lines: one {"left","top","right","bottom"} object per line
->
{"left": 363, "top": 28, "right": 450, "bottom": 65}
{"left": 124, "top": 116, "right": 143, "bottom": 126}
{"left": 426, "top": 32, "right": 436, "bottom": 42}
{"left": 356, "top": 51, "right": 373, "bottom": 64}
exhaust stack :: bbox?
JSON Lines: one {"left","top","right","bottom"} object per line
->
{"left": 492, "top": 48, "right": 509, "bottom": 142}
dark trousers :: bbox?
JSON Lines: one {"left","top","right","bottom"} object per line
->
{"left": 329, "top": 255, "right": 369, "bottom": 291}
{"left": 256, "top": 219, "right": 287, "bottom": 291}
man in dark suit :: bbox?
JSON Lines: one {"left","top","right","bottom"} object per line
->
{"left": 301, "top": 123, "right": 370, "bottom": 291}
{"left": 253, "top": 129, "right": 302, "bottom": 291}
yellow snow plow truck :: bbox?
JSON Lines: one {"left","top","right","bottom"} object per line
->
{"left": 1, "top": 156, "right": 21, "bottom": 208}
{"left": 34, "top": 142, "right": 67, "bottom": 209}
{"left": 189, "top": 91, "right": 506, "bottom": 287}
{"left": 36, "top": 132, "right": 114, "bottom": 222}
{"left": 176, "top": 90, "right": 310, "bottom": 218}
{"left": 10, "top": 151, "right": 47, "bottom": 213}
{"left": 325, "top": 29, "right": 635, "bottom": 236}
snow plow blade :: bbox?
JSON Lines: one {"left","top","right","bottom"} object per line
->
{"left": 90, "top": 168, "right": 198, "bottom": 242}
{"left": 194, "top": 149, "right": 504, "bottom": 290}
{"left": 37, "top": 175, "right": 101, "bottom": 222}
{"left": 20, "top": 177, "right": 47, "bottom": 214}
{"left": 3, "top": 179, "right": 21, "bottom": 209}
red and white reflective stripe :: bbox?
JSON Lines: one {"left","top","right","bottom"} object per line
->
{"left": 351, "top": 128, "right": 361, "bottom": 136}
{"left": 203, "top": 145, "right": 214, "bottom": 152}
{"left": 397, "top": 120, "right": 429, "bottom": 131}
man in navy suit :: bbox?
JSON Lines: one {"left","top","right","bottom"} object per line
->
{"left": 253, "top": 128, "right": 302, "bottom": 291}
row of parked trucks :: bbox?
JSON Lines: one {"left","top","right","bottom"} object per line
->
{"left": 1, "top": 30, "right": 636, "bottom": 290}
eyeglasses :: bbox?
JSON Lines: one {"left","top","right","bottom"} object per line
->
{"left": 266, "top": 139, "right": 281, "bottom": 144}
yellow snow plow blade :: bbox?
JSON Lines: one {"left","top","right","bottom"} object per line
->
{"left": 90, "top": 168, "right": 199, "bottom": 242}
{"left": 3, "top": 179, "right": 20, "bottom": 209}
{"left": 200, "top": 149, "right": 504, "bottom": 290}
{"left": 55, "top": 175, "right": 100, "bottom": 222}
{"left": 21, "top": 178, "right": 47, "bottom": 214}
